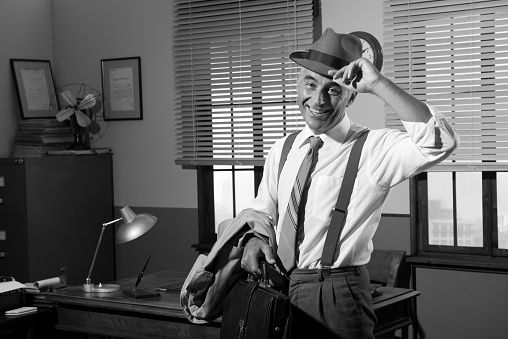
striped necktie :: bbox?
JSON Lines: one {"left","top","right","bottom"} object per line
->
{"left": 277, "top": 136, "right": 323, "bottom": 273}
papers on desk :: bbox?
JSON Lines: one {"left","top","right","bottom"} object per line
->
{"left": 5, "top": 306, "right": 37, "bottom": 316}
{"left": 47, "top": 147, "right": 112, "bottom": 155}
{"left": 0, "top": 281, "right": 24, "bottom": 312}
{"left": 0, "top": 281, "right": 26, "bottom": 295}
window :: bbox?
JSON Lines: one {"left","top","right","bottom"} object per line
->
{"left": 384, "top": 0, "right": 508, "bottom": 269}
{"left": 173, "top": 0, "right": 320, "bottom": 249}
{"left": 212, "top": 165, "right": 257, "bottom": 227}
{"left": 412, "top": 172, "right": 508, "bottom": 262}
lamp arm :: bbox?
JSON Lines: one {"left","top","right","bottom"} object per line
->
{"left": 86, "top": 218, "right": 122, "bottom": 283}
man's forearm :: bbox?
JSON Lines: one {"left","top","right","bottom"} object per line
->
{"left": 372, "top": 75, "right": 432, "bottom": 123}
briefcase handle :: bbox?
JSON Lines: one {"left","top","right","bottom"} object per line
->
{"left": 246, "top": 261, "right": 271, "bottom": 287}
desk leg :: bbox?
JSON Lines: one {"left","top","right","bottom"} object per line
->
{"left": 411, "top": 264, "right": 418, "bottom": 339}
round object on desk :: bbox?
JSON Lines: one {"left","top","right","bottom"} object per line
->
{"left": 92, "top": 283, "right": 121, "bottom": 292}
{"left": 83, "top": 283, "right": 121, "bottom": 293}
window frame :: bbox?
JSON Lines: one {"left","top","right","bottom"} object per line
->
{"left": 194, "top": 165, "right": 264, "bottom": 253}
{"left": 410, "top": 172, "right": 508, "bottom": 272}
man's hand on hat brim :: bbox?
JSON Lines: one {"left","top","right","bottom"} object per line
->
{"left": 328, "top": 57, "right": 381, "bottom": 93}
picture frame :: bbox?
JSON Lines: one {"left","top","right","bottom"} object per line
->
{"left": 10, "top": 59, "right": 59, "bottom": 119}
{"left": 101, "top": 57, "right": 143, "bottom": 121}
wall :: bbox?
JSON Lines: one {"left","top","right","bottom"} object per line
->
{"left": 44, "top": 0, "right": 408, "bottom": 214}
{"left": 0, "top": 1, "right": 406, "bottom": 280}
{"left": 0, "top": 0, "right": 54, "bottom": 157}
{"left": 49, "top": 0, "right": 199, "bottom": 277}
{"left": 0, "top": 0, "right": 199, "bottom": 278}
{"left": 51, "top": 0, "right": 196, "bottom": 210}
{"left": 1, "top": 1, "right": 507, "bottom": 338}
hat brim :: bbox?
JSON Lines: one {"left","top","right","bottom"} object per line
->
{"left": 290, "top": 51, "right": 350, "bottom": 79}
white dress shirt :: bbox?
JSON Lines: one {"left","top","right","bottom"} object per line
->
{"left": 251, "top": 105, "right": 459, "bottom": 269}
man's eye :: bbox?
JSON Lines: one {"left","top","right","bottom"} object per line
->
{"left": 305, "top": 81, "right": 316, "bottom": 89}
{"left": 329, "top": 88, "right": 342, "bottom": 96}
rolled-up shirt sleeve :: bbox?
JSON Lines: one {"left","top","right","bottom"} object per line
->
{"left": 367, "top": 104, "right": 460, "bottom": 189}
{"left": 402, "top": 104, "right": 459, "bottom": 160}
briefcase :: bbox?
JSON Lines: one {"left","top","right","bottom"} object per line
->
{"left": 220, "top": 262, "right": 290, "bottom": 339}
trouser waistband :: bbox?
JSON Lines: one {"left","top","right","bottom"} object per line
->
{"left": 291, "top": 265, "right": 363, "bottom": 281}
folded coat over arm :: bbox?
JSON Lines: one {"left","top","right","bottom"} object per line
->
{"left": 180, "top": 208, "right": 276, "bottom": 324}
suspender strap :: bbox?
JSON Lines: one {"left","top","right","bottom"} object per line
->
{"left": 278, "top": 132, "right": 299, "bottom": 181}
{"left": 320, "top": 130, "right": 370, "bottom": 269}
{"left": 276, "top": 129, "right": 370, "bottom": 279}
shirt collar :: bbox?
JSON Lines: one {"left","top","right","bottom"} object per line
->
{"left": 298, "top": 112, "right": 352, "bottom": 149}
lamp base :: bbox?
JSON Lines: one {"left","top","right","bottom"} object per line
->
{"left": 94, "top": 284, "right": 121, "bottom": 293}
{"left": 122, "top": 287, "right": 161, "bottom": 299}
{"left": 83, "top": 283, "right": 121, "bottom": 293}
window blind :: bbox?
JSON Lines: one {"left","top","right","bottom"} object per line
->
{"left": 173, "top": 0, "right": 316, "bottom": 166}
{"left": 383, "top": 0, "right": 508, "bottom": 171}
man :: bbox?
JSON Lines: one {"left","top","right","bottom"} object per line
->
{"left": 239, "top": 28, "right": 459, "bottom": 338}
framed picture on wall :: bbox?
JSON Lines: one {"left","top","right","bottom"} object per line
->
{"left": 101, "top": 56, "right": 143, "bottom": 121}
{"left": 10, "top": 59, "right": 59, "bottom": 119}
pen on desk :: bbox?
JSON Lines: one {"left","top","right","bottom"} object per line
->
{"left": 134, "top": 253, "right": 152, "bottom": 289}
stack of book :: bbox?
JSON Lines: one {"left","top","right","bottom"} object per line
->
{"left": 12, "top": 119, "right": 74, "bottom": 157}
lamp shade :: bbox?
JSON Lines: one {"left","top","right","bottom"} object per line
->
{"left": 115, "top": 206, "right": 157, "bottom": 244}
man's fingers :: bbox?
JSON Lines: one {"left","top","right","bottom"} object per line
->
{"left": 261, "top": 245, "right": 276, "bottom": 265}
{"left": 329, "top": 67, "right": 354, "bottom": 87}
{"left": 240, "top": 237, "right": 277, "bottom": 275}
{"left": 241, "top": 250, "right": 262, "bottom": 275}
{"left": 241, "top": 237, "right": 270, "bottom": 275}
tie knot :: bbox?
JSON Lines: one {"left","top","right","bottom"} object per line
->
{"left": 309, "top": 136, "right": 323, "bottom": 151}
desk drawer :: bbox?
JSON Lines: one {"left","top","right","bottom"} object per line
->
{"left": 0, "top": 218, "right": 28, "bottom": 270}
{"left": 0, "top": 162, "right": 26, "bottom": 217}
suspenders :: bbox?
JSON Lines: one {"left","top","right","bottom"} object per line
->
{"left": 276, "top": 130, "right": 370, "bottom": 276}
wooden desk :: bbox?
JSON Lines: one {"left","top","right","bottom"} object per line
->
{"left": 373, "top": 287, "right": 420, "bottom": 339}
{"left": 34, "top": 270, "right": 419, "bottom": 339}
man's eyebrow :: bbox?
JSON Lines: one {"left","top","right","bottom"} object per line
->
{"left": 301, "top": 74, "right": 343, "bottom": 91}
{"left": 302, "top": 75, "right": 316, "bottom": 81}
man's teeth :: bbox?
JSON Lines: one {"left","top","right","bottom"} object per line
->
{"left": 309, "top": 107, "right": 326, "bottom": 114}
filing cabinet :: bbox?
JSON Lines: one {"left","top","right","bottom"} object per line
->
{"left": 0, "top": 155, "right": 115, "bottom": 285}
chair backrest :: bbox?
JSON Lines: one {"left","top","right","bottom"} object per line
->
{"left": 366, "top": 249, "right": 406, "bottom": 287}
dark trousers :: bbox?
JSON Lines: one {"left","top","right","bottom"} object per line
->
{"left": 286, "top": 265, "right": 376, "bottom": 339}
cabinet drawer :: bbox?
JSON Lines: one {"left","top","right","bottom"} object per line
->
{"left": 0, "top": 219, "right": 28, "bottom": 270}
{"left": 0, "top": 163, "right": 26, "bottom": 217}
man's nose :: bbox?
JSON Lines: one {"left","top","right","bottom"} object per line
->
{"left": 312, "top": 91, "right": 327, "bottom": 105}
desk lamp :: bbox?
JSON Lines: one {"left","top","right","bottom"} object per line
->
{"left": 83, "top": 206, "right": 157, "bottom": 292}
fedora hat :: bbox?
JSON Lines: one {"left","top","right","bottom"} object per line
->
{"left": 290, "top": 28, "right": 362, "bottom": 78}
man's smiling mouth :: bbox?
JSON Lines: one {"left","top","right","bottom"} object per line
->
{"left": 308, "top": 107, "right": 329, "bottom": 115}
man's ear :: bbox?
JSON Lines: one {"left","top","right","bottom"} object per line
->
{"left": 346, "top": 92, "right": 357, "bottom": 107}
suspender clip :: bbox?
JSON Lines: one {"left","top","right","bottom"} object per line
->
{"left": 318, "top": 265, "right": 331, "bottom": 281}
{"left": 333, "top": 207, "right": 347, "bottom": 214}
